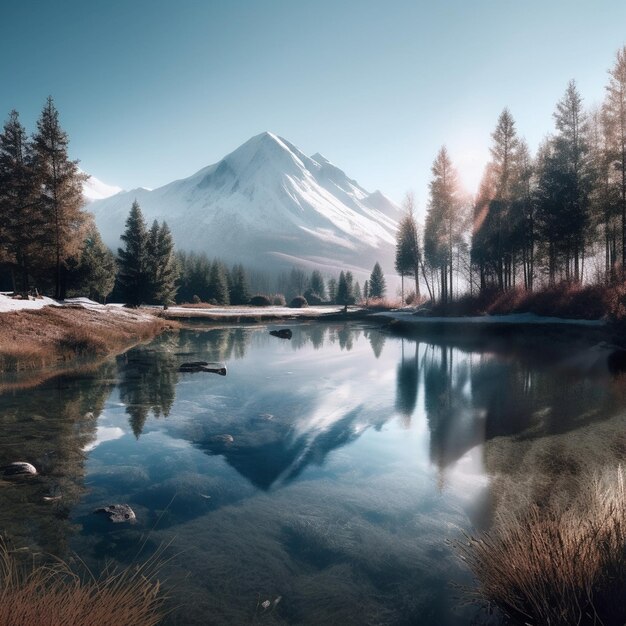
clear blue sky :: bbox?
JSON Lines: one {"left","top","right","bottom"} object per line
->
{"left": 2, "top": 0, "right": 626, "bottom": 211}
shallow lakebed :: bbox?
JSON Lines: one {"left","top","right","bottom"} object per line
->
{"left": 1, "top": 322, "right": 626, "bottom": 625}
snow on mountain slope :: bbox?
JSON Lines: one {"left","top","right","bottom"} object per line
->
{"left": 88, "top": 132, "right": 400, "bottom": 275}
{"left": 81, "top": 171, "right": 123, "bottom": 202}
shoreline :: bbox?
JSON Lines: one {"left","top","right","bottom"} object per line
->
{"left": 2, "top": 299, "right": 624, "bottom": 388}
{"left": 0, "top": 301, "right": 178, "bottom": 380}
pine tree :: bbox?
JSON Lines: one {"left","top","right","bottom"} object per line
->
{"left": 117, "top": 200, "right": 149, "bottom": 306}
{"left": 471, "top": 109, "right": 521, "bottom": 291}
{"left": 369, "top": 262, "right": 386, "bottom": 298}
{"left": 552, "top": 80, "right": 593, "bottom": 282}
{"left": 336, "top": 271, "right": 349, "bottom": 306}
{"left": 229, "top": 264, "right": 250, "bottom": 305}
{"left": 309, "top": 270, "right": 326, "bottom": 299}
{"left": 604, "top": 46, "right": 626, "bottom": 276}
{"left": 33, "top": 97, "right": 89, "bottom": 298}
{"left": 425, "top": 147, "right": 463, "bottom": 301}
{"left": 363, "top": 279, "right": 369, "bottom": 302}
{"left": 395, "top": 192, "right": 428, "bottom": 302}
{"left": 208, "top": 261, "right": 230, "bottom": 304}
{"left": 0, "top": 110, "right": 44, "bottom": 295}
{"left": 72, "top": 224, "right": 116, "bottom": 302}
{"left": 354, "top": 281, "right": 362, "bottom": 303}
{"left": 328, "top": 277, "right": 337, "bottom": 303}
{"left": 147, "top": 220, "right": 178, "bottom": 305}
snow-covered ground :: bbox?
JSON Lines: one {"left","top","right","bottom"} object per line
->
{"left": 162, "top": 304, "right": 349, "bottom": 318}
{"left": 0, "top": 293, "right": 61, "bottom": 313}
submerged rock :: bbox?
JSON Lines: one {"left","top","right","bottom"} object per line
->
{"left": 94, "top": 504, "right": 136, "bottom": 523}
{"left": 179, "top": 361, "right": 227, "bottom": 375}
{"left": 270, "top": 329, "right": 292, "bottom": 339}
{"left": 2, "top": 462, "right": 37, "bottom": 477}
{"left": 209, "top": 434, "right": 234, "bottom": 445}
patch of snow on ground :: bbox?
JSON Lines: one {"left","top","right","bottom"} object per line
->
{"left": 0, "top": 293, "right": 61, "bottom": 313}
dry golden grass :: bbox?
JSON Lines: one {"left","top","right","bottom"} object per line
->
{"left": 363, "top": 297, "right": 403, "bottom": 310}
{"left": 457, "top": 468, "right": 626, "bottom": 625}
{"left": 0, "top": 540, "right": 165, "bottom": 626}
{"left": 0, "top": 306, "right": 178, "bottom": 373}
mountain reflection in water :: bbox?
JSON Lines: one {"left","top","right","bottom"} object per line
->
{"left": 0, "top": 322, "right": 625, "bottom": 625}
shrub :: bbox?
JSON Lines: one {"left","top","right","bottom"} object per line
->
{"left": 289, "top": 295, "right": 308, "bottom": 308}
{"left": 271, "top": 294, "right": 286, "bottom": 306}
{"left": 303, "top": 289, "right": 324, "bottom": 305}
{"left": 192, "top": 295, "right": 201, "bottom": 304}
{"left": 249, "top": 294, "right": 272, "bottom": 306}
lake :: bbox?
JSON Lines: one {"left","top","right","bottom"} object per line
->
{"left": 1, "top": 322, "right": 625, "bottom": 625}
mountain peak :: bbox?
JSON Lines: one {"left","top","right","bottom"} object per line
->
{"left": 88, "top": 132, "right": 400, "bottom": 277}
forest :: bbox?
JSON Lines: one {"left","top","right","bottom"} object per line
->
{"left": 395, "top": 46, "right": 626, "bottom": 308}
{"left": 1, "top": 46, "right": 625, "bottom": 313}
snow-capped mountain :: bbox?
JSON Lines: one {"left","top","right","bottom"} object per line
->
{"left": 87, "top": 132, "right": 400, "bottom": 276}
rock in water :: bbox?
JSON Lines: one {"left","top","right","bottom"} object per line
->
{"left": 94, "top": 504, "right": 136, "bottom": 523}
{"left": 209, "top": 434, "right": 234, "bottom": 445}
{"left": 269, "top": 329, "right": 292, "bottom": 339}
{"left": 2, "top": 462, "right": 37, "bottom": 477}
{"left": 179, "top": 361, "right": 227, "bottom": 375}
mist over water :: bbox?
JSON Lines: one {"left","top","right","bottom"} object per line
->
{"left": 1, "top": 323, "right": 625, "bottom": 624}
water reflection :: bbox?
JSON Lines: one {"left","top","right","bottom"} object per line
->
{"left": 0, "top": 323, "right": 625, "bottom": 624}
{"left": 0, "top": 363, "right": 115, "bottom": 556}
{"left": 117, "top": 335, "right": 179, "bottom": 437}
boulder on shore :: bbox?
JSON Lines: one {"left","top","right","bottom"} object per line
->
{"left": 179, "top": 361, "right": 227, "bottom": 375}
{"left": 94, "top": 504, "right": 136, "bottom": 523}
{"left": 1, "top": 462, "right": 37, "bottom": 477}
{"left": 269, "top": 329, "right": 292, "bottom": 340}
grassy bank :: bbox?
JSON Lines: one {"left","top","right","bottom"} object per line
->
{"left": 0, "top": 305, "right": 177, "bottom": 373}
{"left": 425, "top": 283, "right": 626, "bottom": 321}
{"left": 0, "top": 539, "right": 164, "bottom": 626}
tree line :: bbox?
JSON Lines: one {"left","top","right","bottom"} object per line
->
{"left": 395, "top": 45, "right": 626, "bottom": 302}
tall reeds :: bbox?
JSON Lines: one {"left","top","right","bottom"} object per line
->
{"left": 0, "top": 540, "right": 165, "bottom": 626}
{"left": 457, "top": 468, "right": 626, "bottom": 625}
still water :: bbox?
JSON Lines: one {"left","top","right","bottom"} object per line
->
{"left": 1, "top": 322, "right": 626, "bottom": 625}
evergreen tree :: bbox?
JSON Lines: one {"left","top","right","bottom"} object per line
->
{"left": 425, "top": 147, "right": 463, "bottom": 301}
{"left": 0, "top": 110, "right": 44, "bottom": 295}
{"left": 353, "top": 281, "right": 362, "bottom": 303}
{"left": 309, "top": 270, "right": 326, "bottom": 299}
{"left": 207, "top": 261, "right": 230, "bottom": 304}
{"left": 71, "top": 224, "right": 116, "bottom": 302}
{"left": 471, "top": 109, "right": 521, "bottom": 291}
{"left": 395, "top": 192, "right": 429, "bottom": 301}
{"left": 147, "top": 220, "right": 178, "bottom": 305}
{"left": 363, "top": 279, "right": 369, "bottom": 302}
{"left": 552, "top": 80, "right": 594, "bottom": 282}
{"left": 604, "top": 46, "right": 626, "bottom": 275}
{"left": 229, "top": 264, "right": 250, "bottom": 305}
{"left": 369, "top": 262, "right": 386, "bottom": 298}
{"left": 327, "top": 277, "right": 337, "bottom": 303}
{"left": 33, "top": 97, "right": 89, "bottom": 298}
{"left": 117, "top": 200, "right": 149, "bottom": 306}
{"left": 336, "top": 271, "right": 349, "bottom": 306}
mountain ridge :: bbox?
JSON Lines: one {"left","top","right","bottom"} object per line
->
{"left": 87, "top": 132, "right": 400, "bottom": 277}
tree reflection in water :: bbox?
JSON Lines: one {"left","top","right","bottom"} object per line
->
{"left": 0, "top": 362, "right": 116, "bottom": 557}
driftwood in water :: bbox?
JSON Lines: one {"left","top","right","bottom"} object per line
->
{"left": 269, "top": 329, "right": 292, "bottom": 340}
{"left": 179, "top": 361, "right": 227, "bottom": 375}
